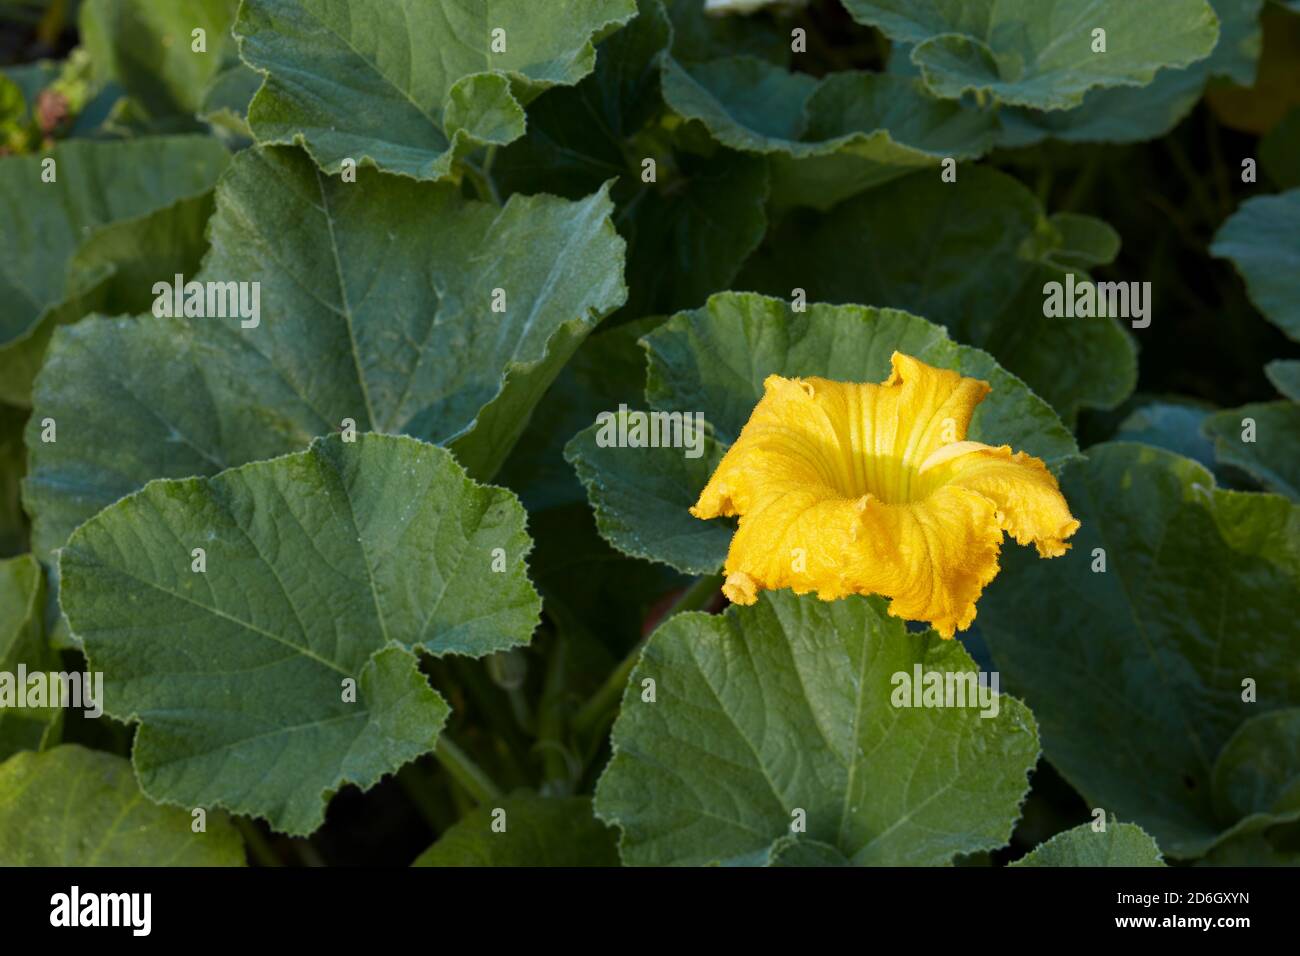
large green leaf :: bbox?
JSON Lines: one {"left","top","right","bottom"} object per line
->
{"left": 980, "top": 442, "right": 1300, "bottom": 858}
{"left": 566, "top": 293, "right": 1079, "bottom": 575}
{"left": 1116, "top": 400, "right": 1217, "bottom": 472}
{"left": 1266, "top": 360, "right": 1300, "bottom": 401}
{"left": 594, "top": 591, "right": 1040, "bottom": 866}
{"left": 0, "top": 554, "right": 59, "bottom": 759}
{"left": 1011, "top": 821, "right": 1165, "bottom": 866}
{"left": 1194, "top": 710, "right": 1300, "bottom": 863}
{"left": 1212, "top": 190, "right": 1300, "bottom": 342}
{"left": 662, "top": 0, "right": 790, "bottom": 65}
{"left": 567, "top": 416, "right": 729, "bottom": 575}
{"left": 0, "top": 745, "right": 245, "bottom": 865}
{"left": 494, "top": 0, "right": 769, "bottom": 319}
{"left": 661, "top": 55, "right": 996, "bottom": 209}
{"left": 1199, "top": 824, "right": 1300, "bottom": 865}
{"left": 3, "top": 191, "right": 218, "bottom": 406}
{"left": 199, "top": 61, "right": 260, "bottom": 141}
{"left": 24, "top": 145, "right": 626, "bottom": 560}
{"left": 999, "top": 0, "right": 1263, "bottom": 146}
{"left": 997, "top": 66, "right": 1206, "bottom": 146}
{"left": 59, "top": 434, "right": 541, "bottom": 835}
{"left": 412, "top": 794, "right": 619, "bottom": 866}
{"left": 1212, "top": 709, "right": 1300, "bottom": 825}
{"left": 80, "top": 0, "right": 240, "bottom": 122}
{"left": 1203, "top": 402, "right": 1300, "bottom": 501}
{"left": 0, "top": 136, "right": 229, "bottom": 405}
{"left": 737, "top": 168, "right": 1136, "bottom": 419}
{"left": 842, "top": 0, "right": 1219, "bottom": 111}
{"left": 236, "top": 0, "right": 637, "bottom": 180}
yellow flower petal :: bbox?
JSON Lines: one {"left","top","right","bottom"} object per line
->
{"left": 918, "top": 441, "right": 1082, "bottom": 558}
{"left": 691, "top": 352, "right": 1078, "bottom": 636}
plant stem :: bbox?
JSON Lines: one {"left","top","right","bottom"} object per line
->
{"left": 37, "top": 0, "right": 67, "bottom": 47}
{"left": 434, "top": 735, "right": 504, "bottom": 805}
{"left": 571, "top": 573, "right": 724, "bottom": 738}
{"left": 1163, "top": 137, "right": 1218, "bottom": 228}
{"left": 536, "top": 633, "right": 574, "bottom": 790}
{"left": 463, "top": 148, "right": 501, "bottom": 205}
{"left": 235, "top": 818, "right": 281, "bottom": 867}
{"left": 291, "top": 838, "right": 326, "bottom": 867}
{"left": 1204, "top": 109, "right": 1232, "bottom": 219}
{"left": 454, "top": 658, "right": 532, "bottom": 765}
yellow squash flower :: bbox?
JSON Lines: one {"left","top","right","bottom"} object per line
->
{"left": 690, "top": 352, "right": 1080, "bottom": 637}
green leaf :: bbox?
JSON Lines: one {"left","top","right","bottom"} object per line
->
{"left": 0, "top": 554, "right": 60, "bottom": 759}
{"left": 236, "top": 0, "right": 637, "bottom": 180}
{"left": 567, "top": 293, "right": 1079, "bottom": 575}
{"left": 1213, "top": 189, "right": 1300, "bottom": 342}
{"left": 998, "top": 0, "right": 1264, "bottom": 146}
{"left": 1192, "top": 709, "right": 1300, "bottom": 862}
{"left": 1011, "top": 821, "right": 1165, "bottom": 866}
{"left": 643, "top": 295, "right": 1078, "bottom": 458}
{"left": 0, "top": 745, "right": 245, "bottom": 865}
{"left": 997, "top": 66, "right": 1206, "bottom": 146}
{"left": 24, "top": 145, "right": 626, "bottom": 559}
{"left": 1212, "top": 709, "right": 1300, "bottom": 824}
{"left": 0, "top": 136, "right": 229, "bottom": 405}
{"left": 412, "top": 794, "right": 619, "bottom": 865}
{"left": 58, "top": 434, "right": 541, "bottom": 835}
{"left": 594, "top": 591, "right": 1040, "bottom": 866}
{"left": 1045, "top": 212, "right": 1121, "bottom": 269}
{"left": 2, "top": 192, "right": 217, "bottom": 407}
{"left": 661, "top": 55, "right": 996, "bottom": 209}
{"left": 662, "top": 0, "right": 790, "bottom": 65}
{"left": 79, "top": 0, "right": 240, "bottom": 121}
{"left": 619, "top": 148, "right": 770, "bottom": 317}
{"left": 1266, "top": 360, "right": 1300, "bottom": 401}
{"left": 1203, "top": 0, "right": 1267, "bottom": 85}
{"left": 842, "top": 0, "right": 1219, "bottom": 111}
{"left": 199, "top": 61, "right": 261, "bottom": 140}
{"left": 737, "top": 168, "right": 1137, "bottom": 419}
{"left": 979, "top": 442, "right": 1300, "bottom": 858}
{"left": 1199, "top": 823, "right": 1300, "bottom": 865}
{"left": 767, "top": 837, "right": 851, "bottom": 866}
{"left": 1203, "top": 401, "right": 1300, "bottom": 501}
{"left": 1116, "top": 400, "right": 1216, "bottom": 472}
{"left": 567, "top": 414, "right": 730, "bottom": 575}
{"left": 74, "top": 193, "right": 218, "bottom": 309}
{"left": 494, "top": 0, "right": 769, "bottom": 318}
